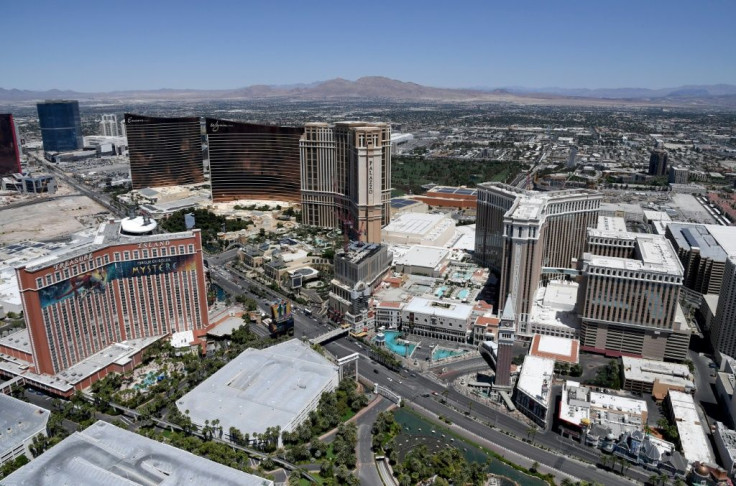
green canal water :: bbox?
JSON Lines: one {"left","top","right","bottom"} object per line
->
{"left": 393, "top": 408, "right": 547, "bottom": 486}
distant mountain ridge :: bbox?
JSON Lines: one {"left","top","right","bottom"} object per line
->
{"left": 1, "top": 77, "right": 735, "bottom": 107}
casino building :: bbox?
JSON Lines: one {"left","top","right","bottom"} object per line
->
{"left": 11, "top": 220, "right": 209, "bottom": 376}
{"left": 206, "top": 118, "right": 303, "bottom": 203}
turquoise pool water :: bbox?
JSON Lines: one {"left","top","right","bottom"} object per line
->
{"left": 379, "top": 330, "right": 417, "bottom": 358}
{"left": 451, "top": 270, "right": 472, "bottom": 281}
{"left": 434, "top": 286, "right": 447, "bottom": 298}
{"left": 456, "top": 289, "right": 469, "bottom": 300}
{"left": 432, "top": 347, "right": 468, "bottom": 361}
{"left": 134, "top": 371, "right": 165, "bottom": 390}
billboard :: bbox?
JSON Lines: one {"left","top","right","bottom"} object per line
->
{"left": 39, "top": 254, "right": 197, "bottom": 308}
{"left": 270, "top": 300, "right": 292, "bottom": 322}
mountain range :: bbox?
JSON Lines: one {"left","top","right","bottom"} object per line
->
{"left": 1, "top": 76, "right": 735, "bottom": 107}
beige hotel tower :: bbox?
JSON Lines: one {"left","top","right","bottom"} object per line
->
{"left": 300, "top": 122, "right": 391, "bottom": 243}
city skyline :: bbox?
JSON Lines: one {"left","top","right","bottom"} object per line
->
{"left": 4, "top": 0, "right": 735, "bottom": 92}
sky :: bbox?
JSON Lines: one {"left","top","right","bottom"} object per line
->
{"left": 5, "top": 0, "right": 736, "bottom": 92}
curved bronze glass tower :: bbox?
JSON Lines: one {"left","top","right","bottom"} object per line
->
{"left": 125, "top": 114, "right": 204, "bottom": 189}
{"left": 206, "top": 118, "right": 303, "bottom": 202}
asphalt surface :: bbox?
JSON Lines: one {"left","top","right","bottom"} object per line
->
{"left": 355, "top": 397, "right": 395, "bottom": 486}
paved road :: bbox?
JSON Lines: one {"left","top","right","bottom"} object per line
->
{"left": 354, "top": 397, "right": 395, "bottom": 486}
{"left": 321, "top": 339, "right": 643, "bottom": 486}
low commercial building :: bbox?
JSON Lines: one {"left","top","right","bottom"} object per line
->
{"left": 401, "top": 297, "right": 474, "bottom": 342}
{"left": 393, "top": 245, "right": 449, "bottom": 278}
{"left": 527, "top": 280, "right": 580, "bottom": 339}
{"left": 375, "top": 301, "right": 404, "bottom": 329}
{"left": 664, "top": 390, "right": 716, "bottom": 466}
{"left": 0, "top": 393, "right": 49, "bottom": 465}
{"left": 2, "top": 421, "right": 272, "bottom": 485}
{"left": 176, "top": 339, "right": 338, "bottom": 443}
{"left": 381, "top": 212, "right": 456, "bottom": 247}
{"left": 514, "top": 355, "right": 555, "bottom": 428}
{"left": 622, "top": 356, "right": 695, "bottom": 399}
{"left": 529, "top": 335, "right": 579, "bottom": 364}
{"left": 411, "top": 185, "right": 478, "bottom": 210}
{"left": 713, "top": 421, "right": 736, "bottom": 476}
{"left": 558, "top": 380, "right": 647, "bottom": 443}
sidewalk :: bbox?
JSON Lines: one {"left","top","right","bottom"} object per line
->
{"left": 318, "top": 394, "right": 387, "bottom": 442}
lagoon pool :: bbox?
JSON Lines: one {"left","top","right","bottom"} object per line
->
{"left": 432, "top": 347, "right": 468, "bottom": 361}
{"left": 379, "top": 330, "right": 417, "bottom": 358}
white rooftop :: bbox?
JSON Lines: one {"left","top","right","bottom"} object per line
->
{"left": 667, "top": 390, "right": 715, "bottom": 465}
{"left": 394, "top": 245, "right": 449, "bottom": 270}
{"left": 559, "top": 381, "right": 646, "bottom": 437}
{"left": 597, "top": 215, "right": 627, "bottom": 232}
{"left": 622, "top": 356, "right": 694, "bottom": 389}
{"left": 177, "top": 339, "right": 338, "bottom": 437}
{"left": 537, "top": 335, "right": 573, "bottom": 356}
{"left": 0, "top": 393, "right": 50, "bottom": 459}
{"left": 383, "top": 212, "right": 449, "bottom": 237}
{"left": 170, "top": 330, "right": 194, "bottom": 348}
{"left": 517, "top": 355, "right": 555, "bottom": 407}
{"left": 402, "top": 296, "right": 474, "bottom": 321}
{"left": 585, "top": 234, "right": 683, "bottom": 275}
{"left": 529, "top": 280, "right": 579, "bottom": 329}
{"left": 2, "top": 421, "right": 272, "bottom": 486}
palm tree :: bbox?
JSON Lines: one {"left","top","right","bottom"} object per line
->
{"left": 526, "top": 425, "right": 538, "bottom": 443}
{"left": 599, "top": 454, "right": 610, "bottom": 470}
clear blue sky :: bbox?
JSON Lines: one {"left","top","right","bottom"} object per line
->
{"left": 6, "top": 0, "right": 735, "bottom": 91}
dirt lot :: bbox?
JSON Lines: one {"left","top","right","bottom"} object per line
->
{"left": 0, "top": 195, "right": 109, "bottom": 244}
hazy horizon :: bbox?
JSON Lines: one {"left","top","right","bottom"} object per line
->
{"left": 5, "top": 0, "right": 736, "bottom": 92}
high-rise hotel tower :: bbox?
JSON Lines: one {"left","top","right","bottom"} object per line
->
{"left": 300, "top": 122, "right": 391, "bottom": 243}
{"left": 125, "top": 114, "right": 204, "bottom": 189}
{"left": 475, "top": 182, "right": 600, "bottom": 330}
{"left": 15, "top": 221, "right": 209, "bottom": 375}
{"left": 206, "top": 118, "right": 303, "bottom": 203}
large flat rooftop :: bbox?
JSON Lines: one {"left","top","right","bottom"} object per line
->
{"left": 177, "top": 339, "right": 338, "bottom": 437}
{"left": 402, "top": 296, "right": 474, "bottom": 321}
{"left": 517, "top": 355, "right": 555, "bottom": 408}
{"left": 667, "top": 223, "right": 730, "bottom": 261}
{"left": 393, "top": 245, "right": 449, "bottom": 269}
{"left": 585, "top": 234, "right": 682, "bottom": 275}
{"left": 2, "top": 421, "right": 272, "bottom": 486}
{"left": 622, "top": 356, "right": 694, "bottom": 389}
{"left": 0, "top": 393, "right": 50, "bottom": 459}
{"left": 667, "top": 390, "right": 715, "bottom": 465}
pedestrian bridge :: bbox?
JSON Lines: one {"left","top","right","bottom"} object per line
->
{"left": 309, "top": 327, "right": 349, "bottom": 345}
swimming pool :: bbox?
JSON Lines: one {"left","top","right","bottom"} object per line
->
{"left": 434, "top": 286, "right": 447, "bottom": 298}
{"left": 456, "top": 289, "right": 469, "bottom": 300}
{"left": 432, "top": 347, "right": 468, "bottom": 361}
{"left": 378, "top": 330, "right": 417, "bottom": 358}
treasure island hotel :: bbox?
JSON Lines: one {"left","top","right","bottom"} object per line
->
{"left": 125, "top": 114, "right": 205, "bottom": 189}
{"left": 5, "top": 221, "right": 209, "bottom": 383}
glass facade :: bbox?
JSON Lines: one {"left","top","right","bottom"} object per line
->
{"left": 125, "top": 114, "right": 205, "bottom": 189}
{"left": 0, "top": 114, "right": 22, "bottom": 176}
{"left": 206, "top": 118, "right": 303, "bottom": 202}
{"left": 37, "top": 100, "right": 83, "bottom": 152}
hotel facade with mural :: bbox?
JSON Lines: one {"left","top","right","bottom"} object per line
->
{"left": 0, "top": 222, "right": 210, "bottom": 393}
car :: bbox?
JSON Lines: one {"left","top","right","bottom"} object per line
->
{"left": 410, "top": 373, "right": 417, "bottom": 377}
{"left": 373, "top": 369, "right": 379, "bottom": 374}
{"left": 432, "top": 391, "right": 438, "bottom": 396}
{"left": 422, "top": 393, "right": 430, "bottom": 398}
{"left": 387, "top": 377, "right": 393, "bottom": 382}
{"left": 709, "top": 362, "right": 718, "bottom": 369}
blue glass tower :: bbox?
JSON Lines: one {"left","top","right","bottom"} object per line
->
{"left": 37, "top": 100, "right": 83, "bottom": 152}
